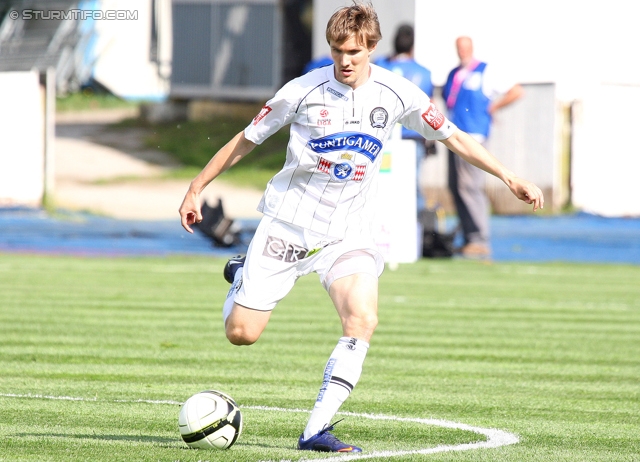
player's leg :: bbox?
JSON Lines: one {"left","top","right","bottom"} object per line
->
{"left": 225, "top": 303, "right": 271, "bottom": 345}
{"left": 221, "top": 217, "right": 296, "bottom": 346}
{"left": 221, "top": 256, "right": 272, "bottom": 345}
{"left": 299, "top": 251, "right": 379, "bottom": 452}
{"left": 328, "top": 271, "right": 378, "bottom": 341}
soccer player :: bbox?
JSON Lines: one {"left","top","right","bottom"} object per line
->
{"left": 179, "top": 1, "right": 543, "bottom": 453}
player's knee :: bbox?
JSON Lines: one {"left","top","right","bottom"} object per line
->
{"left": 362, "top": 311, "right": 379, "bottom": 331}
{"left": 225, "top": 324, "right": 259, "bottom": 346}
{"left": 355, "top": 306, "right": 378, "bottom": 328}
{"left": 345, "top": 311, "right": 378, "bottom": 336}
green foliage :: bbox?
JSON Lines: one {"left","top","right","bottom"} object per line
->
{"left": 1, "top": 255, "right": 639, "bottom": 461}
{"left": 56, "top": 90, "right": 139, "bottom": 112}
{"left": 145, "top": 120, "right": 290, "bottom": 190}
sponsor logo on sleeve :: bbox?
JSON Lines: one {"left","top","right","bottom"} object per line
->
{"left": 252, "top": 105, "right": 272, "bottom": 125}
{"left": 421, "top": 104, "right": 445, "bottom": 130}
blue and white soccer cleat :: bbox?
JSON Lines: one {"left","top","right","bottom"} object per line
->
{"left": 297, "top": 420, "right": 362, "bottom": 453}
{"left": 223, "top": 255, "right": 245, "bottom": 284}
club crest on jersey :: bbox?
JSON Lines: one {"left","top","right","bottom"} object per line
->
{"left": 370, "top": 107, "right": 388, "bottom": 128}
{"left": 316, "top": 154, "right": 366, "bottom": 182}
{"left": 307, "top": 132, "right": 382, "bottom": 162}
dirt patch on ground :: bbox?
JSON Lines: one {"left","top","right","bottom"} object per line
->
{"left": 54, "top": 109, "right": 263, "bottom": 220}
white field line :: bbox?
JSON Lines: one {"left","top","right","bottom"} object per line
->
{"left": 1, "top": 393, "right": 519, "bottom": 460}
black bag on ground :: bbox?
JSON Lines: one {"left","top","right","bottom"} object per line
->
{"left": 419, "top": 206, "right": 455, "bottom": 258}
{"left": 192, "top": 199, "right": 241, "bottom": 247}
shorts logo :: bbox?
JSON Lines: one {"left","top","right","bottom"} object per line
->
{"left": 263, "top": 236, "right": 309, "bottom": 262}
{"left": 320, "top": 109, "right": 329, "bottom": 118}
{"left": 252, "top": 105, "right": 272, "bottom": 125}
{"left": 327, "top": 87, "right": 348, "bottom": 101}
{"left": 370, "top": 107, "right": 388, "bottom": 128}
{"left": 421, "top": 104, "right": 445, "bottom": 130}
{"left": 317, "top": 154, "right": 366, "bottom": 182}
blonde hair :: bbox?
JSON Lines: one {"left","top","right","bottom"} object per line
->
{"left": 325, "top": 1, "right": 381, "bottom": 49}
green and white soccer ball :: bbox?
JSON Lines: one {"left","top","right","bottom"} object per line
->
{"left": 178, "top": 390, "right": 243, "bottom": 449}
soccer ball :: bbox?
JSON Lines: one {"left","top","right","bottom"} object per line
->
{"left": 178, "top": 390, "right": 243, "bottom": 449}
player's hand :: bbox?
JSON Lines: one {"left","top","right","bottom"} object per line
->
{"left": 510, "top": 178, "right": 544, "bottom": 211}
{"left": 179, "top": 190, "right": 203, "bottom": 234}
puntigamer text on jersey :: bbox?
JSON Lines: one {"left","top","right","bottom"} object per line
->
{"left": 307, "top": 132, "right": 383, "bottom": 162}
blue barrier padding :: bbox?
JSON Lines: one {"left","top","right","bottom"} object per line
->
{"left": 1, "top": 208, "right": 639, "bottom": 264}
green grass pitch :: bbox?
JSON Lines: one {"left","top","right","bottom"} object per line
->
{"left": 1, "top": 254, "right": 639, "bottom": 461}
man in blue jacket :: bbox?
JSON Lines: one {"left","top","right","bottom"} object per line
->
{"left": 443, "top": 36, "right": 524, "bottom": 258}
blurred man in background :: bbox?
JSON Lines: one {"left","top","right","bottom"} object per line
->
{"left": 443, "top": 36, "right": 524, "bottom": 258}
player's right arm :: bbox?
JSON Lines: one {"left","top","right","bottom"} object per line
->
{"left": 179, "top": 131, "right": 256, "bottom": 233}
{"left": 179, "top": 75, "right": 302, "bottom": 232}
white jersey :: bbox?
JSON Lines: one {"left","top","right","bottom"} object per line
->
{"left": 244, "top": 63, "right": 456, "bottom": 240}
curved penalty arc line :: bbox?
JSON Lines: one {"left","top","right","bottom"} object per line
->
{"left": 0, "top": 394, "right": 519, "bottom": 460}
{"left": 246, "top": 405, "right": 519, "bottom": 461}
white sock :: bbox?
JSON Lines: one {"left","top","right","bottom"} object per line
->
{"left": 222, "top": 267, "right": 243, "bottom": 323}
{"left": 303, "top": 337, "right": 369, "bottom": 440}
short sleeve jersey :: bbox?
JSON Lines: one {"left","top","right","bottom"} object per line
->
{"left": 374, "top": 56, "right": 434, "bottom": 140}
{"left": 244, "top": 64, "right": 456, "bottom": 240}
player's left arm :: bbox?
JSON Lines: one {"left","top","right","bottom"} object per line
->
{"left": 441, "top": 129, "right": 544, "bottom": 211}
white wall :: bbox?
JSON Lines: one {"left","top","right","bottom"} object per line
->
{"left": 571, "top": 83, "right": 640, "bottom": 216}
{"left": 92, "top": 0, "right": 171, "bottom": 100}
{"left": 0, "top": 72, "right": 44, "bottom": 206}
{"left": 413, "top": 0, "right": 640, "bottom": 216}
{"left": 307, "top": 0, "right": 640, "bottom": 216}
{"left": 415, "top": 0, "right": 640, "bottom": 101}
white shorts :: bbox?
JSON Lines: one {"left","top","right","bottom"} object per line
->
{"left": 233, "top": 216, "right": 384, "bottom": 311}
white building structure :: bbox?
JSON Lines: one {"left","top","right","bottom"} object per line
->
{"left": 313, "top": 0, "right": 640, "bottom": 217}
{"left": 91, "top": 0, "right": 172, "bottom": 100}
{"left": 0, "top": 71, "right": 45, "bottom": 206}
